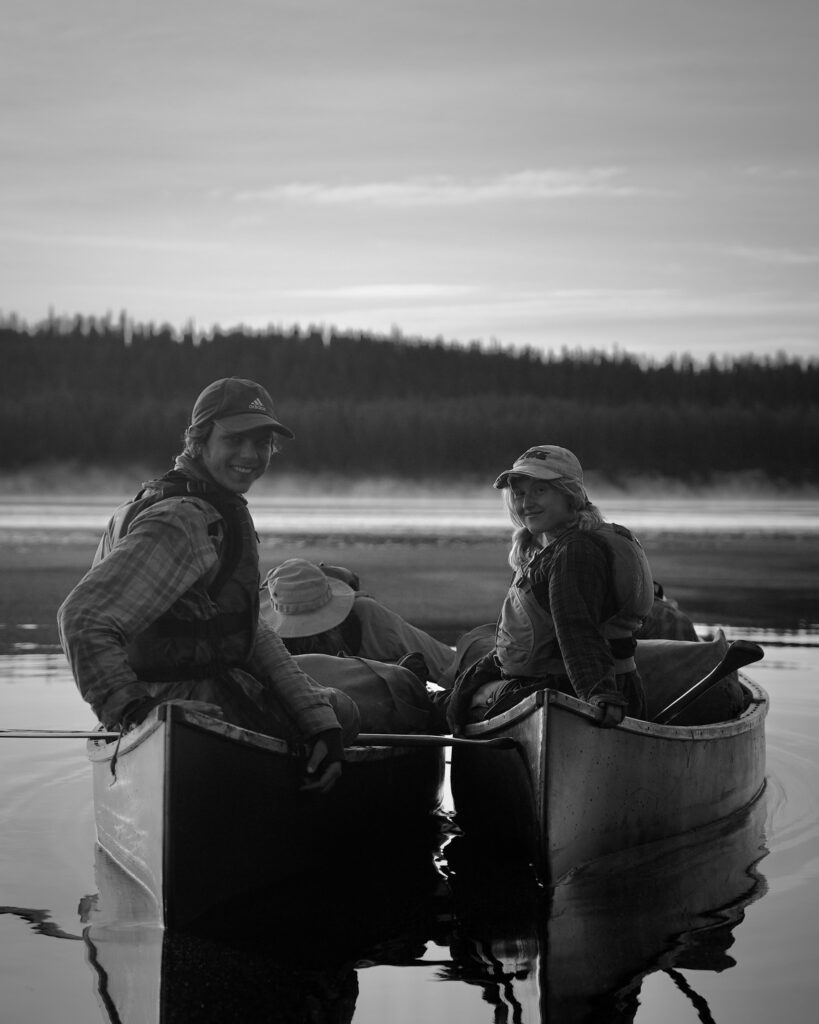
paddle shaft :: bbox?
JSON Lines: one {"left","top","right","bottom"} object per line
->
{"left": 355, "top": 732, "right": 515, "bottom": 749}
{"left": 652, "top": 640, "right": 764, "bottom": 726}
{"left": 0, "top": 728, "right": 513, "bottom": 750}
{"left": 0, "top": 729, "right": 120, "bottom": 739}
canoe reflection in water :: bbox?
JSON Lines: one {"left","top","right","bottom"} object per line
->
{"left": 81, "top": 791, "right": 768, "bottom": 1023}
{"left": 80, "top": 833, "right": 452, "bottom": 1024}
{"left": 441, "top": 792, "right": 769, "bottom": 1023}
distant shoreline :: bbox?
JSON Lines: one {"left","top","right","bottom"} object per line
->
{"left": 1, "top": 464, "right": 818, "bottom": 500}
{"left": 2, "top": 529, "right": 816, "bottom": 654}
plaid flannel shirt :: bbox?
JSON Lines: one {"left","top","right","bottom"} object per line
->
{"left": 58, "top": 489, "right": 343, "bottom": 737}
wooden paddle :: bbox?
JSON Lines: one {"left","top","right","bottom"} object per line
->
{"left": 652, "top": 639, "right": 764, "bottom": 726}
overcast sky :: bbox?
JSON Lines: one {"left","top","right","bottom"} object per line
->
{"left": 2, "top": 0, "right": 817, "bottom": 361}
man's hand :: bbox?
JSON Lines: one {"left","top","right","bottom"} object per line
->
{"left": 300, "top": 736, "right": 343, "bottom": 793}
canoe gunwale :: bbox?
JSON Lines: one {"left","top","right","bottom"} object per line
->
{"left": 86, "top": 714, "right": 165, "bottom": 764}
{"left": 461, "top": 674, "right": 768, "bottom": 743}
{"left": 86, "top": 704, "right": 433, "bottom": 765}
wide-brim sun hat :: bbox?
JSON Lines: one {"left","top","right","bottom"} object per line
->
{"left": 191, "top": 377, "right": 294, "bottom": 438}
{"left": 261, "top": 558, "right": 356, "bottom": 638}
{"left": 493, "top": 445, "right": 584, "bottom": 489}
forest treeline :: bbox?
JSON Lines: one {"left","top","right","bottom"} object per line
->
{"left": 1, "top": 312, "right": 817, "bottom": 482}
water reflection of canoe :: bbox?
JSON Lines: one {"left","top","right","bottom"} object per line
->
{"left": 82, "top": 840, "right": 450, "bottom": 1024}
{"left": 450, "top": 675, "right": 768, "bottom": 882}
{"left": 86, "top": 703, "right": 445, "bottom": 930}
{"left": 443, "top": 792, "right": 769, "bottom": 1022}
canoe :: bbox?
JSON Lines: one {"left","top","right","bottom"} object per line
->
{"left": 449, "top": 674, "right": 768, "bottom": 882}
{"left": 87, "top": 703, "right": 445, "bottom": 930}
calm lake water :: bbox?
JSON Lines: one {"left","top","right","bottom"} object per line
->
{"left": 1, "top": 497, "right": 818, "bottom": 1022}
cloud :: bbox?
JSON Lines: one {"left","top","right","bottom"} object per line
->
{"left": 726, "top": 245, "right": 819, "bottom": 266}
{"left": 0, "top": 227, "right": 223, "bottom": 253}
{"left": 303, "top": 286, "right": 819, "bottom": 328}
{"left": 233, "top": 169, "right": 639, "bottom": 206}
{"left": 741, "top": 165, "right": 815, "bottom": 182}
{"left": 285, "top": 283, "right": 477, "bottom": 301}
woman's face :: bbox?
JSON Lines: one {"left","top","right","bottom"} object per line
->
{"left": 509, "top": 476, "right": 575, "bottom": 537}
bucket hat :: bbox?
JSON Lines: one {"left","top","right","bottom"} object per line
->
{"left": 262, "top": 559, "right": 355, "bottom": 638}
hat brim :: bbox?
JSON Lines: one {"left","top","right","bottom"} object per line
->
{"left": 493, "top": 467, "right": 565, "bottom": 489}
{"left": 261, "top": 578, "right": 355, "bottom": 638}
{"left": 216, "top": 412, "right": 295, "bottom": 438}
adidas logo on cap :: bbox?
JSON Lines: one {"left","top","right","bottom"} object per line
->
{"left": 248, "top": 398, "right": 267, "bottom": 411}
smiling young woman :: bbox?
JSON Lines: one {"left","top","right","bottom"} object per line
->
{"left": 446, "top": 444, "right": 654, "bottom": 733}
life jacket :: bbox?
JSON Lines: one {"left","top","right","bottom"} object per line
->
{"left": 97, "top": 470, "right": 260, "bottom": 681}
{"left": 495, "top": 523, "right": 654, "bottom": 679}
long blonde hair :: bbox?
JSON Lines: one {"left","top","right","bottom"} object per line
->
{"left": 503, "top": 477, "right": 605, "bottom": 572}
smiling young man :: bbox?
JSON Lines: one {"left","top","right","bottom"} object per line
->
{"left": 58, "top": 377, "right": 358, "bottom": 793}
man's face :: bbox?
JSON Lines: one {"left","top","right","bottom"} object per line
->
{"left": 200, "top": 421, "right": 274, "bottom": 493}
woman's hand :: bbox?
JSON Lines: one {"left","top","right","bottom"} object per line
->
{"left": 595, "top": 701, "right": 625, "bottom": 728}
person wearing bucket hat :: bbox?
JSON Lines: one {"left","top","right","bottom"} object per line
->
{"left": 261, "top": 559, "right": 455, "bottom": 685}
{"left": 58, "top": 378, "right": 358, "bottom": 794}
{"left": 446, "top": 444, "right": 655, "bottom": 733}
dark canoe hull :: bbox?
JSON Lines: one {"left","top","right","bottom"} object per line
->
{"left": 449, "top": 676, "right": 768, "bottom": 882}
{"left": 87, "top": 704, "right": 445, "bottom": 929}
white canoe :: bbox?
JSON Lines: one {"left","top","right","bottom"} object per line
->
{"left": 87, "top": 703, "right": 445, "bottom": 929}
{"left": 450, "top": 675, "right": 768, "bottom": 882}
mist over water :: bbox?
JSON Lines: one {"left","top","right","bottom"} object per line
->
{"left": 1, "top": 493, "right": 817, "bottom": 538}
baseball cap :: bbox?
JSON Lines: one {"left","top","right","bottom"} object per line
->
{"left": 493, "top": 445, "right": 583, "bottom": 489}
{"left": 190, "top": 377, "right": 294, "bottom": 437}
